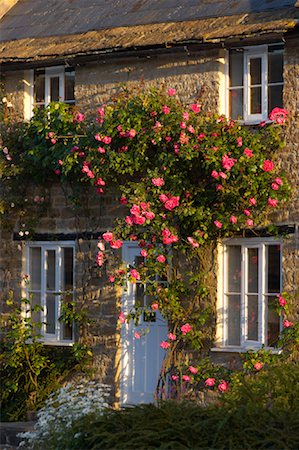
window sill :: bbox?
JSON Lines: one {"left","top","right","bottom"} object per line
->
{"left": 39, "top": 340, "right": 74, "bottom": 347}
{"left": 211, "top": 346, "right": 282, "bottom": 354}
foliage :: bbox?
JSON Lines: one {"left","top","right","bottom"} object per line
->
{"left": 0, "top": 290, "right": 92, "bottom": 421}
{"left": 29, "top": 365, "right": 299, "bottom": 450}
{"left": 18, "top": 381, "right": 110, "bottom": 449}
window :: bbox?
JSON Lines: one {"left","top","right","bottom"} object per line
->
{"left": 33, "top": 66, "right": 75, "bottom": 109}
{"left": 228, "top": 44, "right": 283, "bottom": 123}
{"left": 218, "top": 238, "right": 282, "bottom": 350}
{"left": 26, "top": 242, "right": 75, "bottom": 344}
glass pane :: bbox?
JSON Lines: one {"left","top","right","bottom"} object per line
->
{"left": 50, "top": 77, "right": 60, "bottom": 102}
{"left": 267, "top": 245, "right": 281, "bottom": 293}
{"left": 31, "top": 292, "right": 41, "bottom": 327}
{"left": 34, "top": 70, "right": 45, "bottom": 103}
{"left": 250, "top": 58, "right": 261, "bottom": 85}
{"left": 268, "top": 85, "right": 283, "bottom": 113}
{"left": 250, "top": 87, "right": 261, "bottom": 114}
{"left": 247, "top": 295, "right": 258, "bottom": 341}
{"left": 229, "top": 51, "right": 243, "bottom": 87}
{"left": 227, "top": 245, "right": 241, "bottom": 292}
{"left": 268, "top": 52, "right": 283, "bottom": 84}
{"left": 247, "top": 248, "right": 258, "bottom": 293}
{"left": 229, "top": 89, "right": 243, "bottom": 120}
{"left": 267, "top": 296, "right": 280, "bottom": 347}
{"left": 62, "top": 247, "right": 73, "bottom": 291}
{"left": 47, "top": 250, "right": 56, "bottom": 291}
{"left": 29, "top": 247, "right": 41, "bottom": 290}
{"left": 63, "top": 323, "right": 73, "bottom": 340}
{"left": 135, "top": 283, "right": 145, "bottom": 306}
{"left": 227, "top": 295, "right": 241, "bottom": 346}
{"left": 65, "top": 70, "right": 75, "bottom": 101}
{"left": 46, "top": 294, "right": 56, "bottom": 334}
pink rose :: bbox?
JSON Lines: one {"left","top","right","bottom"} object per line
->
{"left": 128, "top": 129, "right": 136, "bottom": 138}
{"left": 230, "top": 215, "right": 237, "bottom": 224}
{"left": 283, "top": 320, "right": 294, "bottom": 328}
{"left": 134, "top": 332, "right": 141, "bottom": 339}
{"left": 98, "top": 107, "right": 105, "bottom": 117}
{"left": 187, "top": 237, "right": 200, "bottom": 248}
{"left": 271, "top": 183, "right": 279, "bottom": 190}
{"left": 140, "top": 249, "right": 148, "bottom": 258}
{"left": 214, "top": 220, "right": 222, "bottom": 229}
{"left": 159, "top": 194, "right": 168, "bottom": 203}
{"left": 118, "top": 312, "right": 126, "bottom": 323}
{"left": 125, "top": 216, "right": 134, "bottom": 226}
{"left": 51, "top": 138, "right": 57, "bottom": 145}
{"left": 164, "top": 196, "right": 180, "bottom": 211}
{"left": 237, "top": 137, "right": 243, "bottom": 147}
{"left": 162, "top": 105, "right": 170, "bottom": 114}
{"left": 249, "top": 198, "right": 256, "bottom": 206}
{"left": 246, "top": 219, "right": 254, "bottom": 227}
{"left": 109, "top": 275, "right": 115, "bottom": 283}
{"left": 216, "top": 184, "right": 223, "bottom": 191}
{"left": 145, "top": 211, "right": 155, "bottom": 220}
{"left": 133, "top": 215, "right": 146, "bottom": 225}
{"left": 97, "top": 146, "right": 106, "bottom": 153}
{"left": 171, "top": 375, "right": 179, "bottom": 381}
{"left": 244, "top": 209, "right": 251, "bottom": 216}
{"left": 211, "top": 170, "right": 219, "bottom": 179}
{"left": 97, "top": 240, "right": 105, "bottom": 251}
{"left": 218, "top": 380, "right": 229, "bottom": 392}
{"left": 269, "top": 107, "right": 288, "bottom": 124}
{"left": 181, "top": 323, "right": 192, "bottom": 335}
{"left": 130, "top": 205, "right": 141, "bottom": 216}
{"left": 95, "top": 177, "right": 105, "bottom": 186}
{"left": 263, "top": 159, "right": 275, "bottom": 172}
{"left": 151, "top": 303, "right": 159, "bottom": 311}
{"left": 205, "top": 378, "right": 215, "bottom": 387}
{"left": 278, "top": 294, "right": 286, "bottom": 307}
{"left": 96, "top": 251, "right": 105, "bottom": 267}
{"left": 167, "top": 333, "right": 176, "bottom": 341}
{"left": 190, "top": 103, "right": 201, "bottom": 113}
{"left": 275, "top": 177, "right": 283, "bottom": 186}
{"left": 222, "top": 154, "right": 237, "bottom": 171}
{"left": 219, "top": 172, "right": 227, "bottom": 179}
{"left": 188, "top": 125, "right": 195, "bottom": 134}
{"left": 183, "top": 112, "right": 189, "bottom": 121}
{"left": 130, "top": 269, "right": 140, "bottom": 280}
{"left": 268, "top": 198, "right": 278, "bottom": 207}
{"left": 182, "top": 375, "right": 191, "bottom": 382}
{"left": 180, "top": 122, "right": 187, "bottom": 129}
{"left": 48, "top": 132, "right": 54, "bottom": 138}
{"left": 157, "top": 254, "right": 166, "bottom": 263}
{"left": 167, "top": 88, "right": 176, "bottom": 96}
{"left": 103, "top": 231, "right": 114, "bottom": 242}
{"left": 120, "top": 197, "right": 128, "bottom": 205}
{"left": 102, "top": 136, "right": 112, "bottom": 144}
{"left": 110, "top": 239, "right": 123, "bottom": 249}
{"left": 188, "top": 366, "right": 198, "bottom": 374}
{"left": 160, "top": 341, "right": 170, "bottom": 349}
{"left": 152, "top": 177, "right": 165, "bottom": 186}
{"left": 54, "top": 169, "right": 61, "bottom": 175}
{"left": 254, "top": 362, "right": 263, "bottom": 371}
{"left": 75, "top": 112, "right": 85, "bottom": 122}
{"left": 244, "top": 148, "right": 253, "bottom": 158}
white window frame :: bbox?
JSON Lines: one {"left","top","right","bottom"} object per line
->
{"left": 226, "top": 44, "right": 284, "bottom": 124}
{"left": 23, "top": 66, "right": 75, "bottom": 120}
{"left": 25, "top": 241, "right": 75, "bottom": 346}
{"left": 214, "top": 237, "right": 282, "bottom": 353}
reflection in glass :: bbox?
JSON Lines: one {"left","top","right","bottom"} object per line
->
{"left": 46, "top": 250, "right": 56, "bottom": 291}
{"left": 227, "top": 294, "right": 241, "bottom": 346}
{"left": 247, "top": 248, "right": 258, "bottom": 293}
{"left": 62, "top": 247, "right": 73, "bottom": 291}
{"left": 268, "top": 52, "right": 283, "bottom": 83}
{"left": 46, "top": 294, "right": 56, "bottom": 334}
{"left": 229, "top": 89, "right": 243, "bottom": 120}
{"left": 34, "top": 70, "right": 45, "bottom": 104}
{"left": 267, "top": 296, "right": 280, "bottom": 347}
{"left": 227, "top": 246, "right": 241, "bottom": 292}
{"left": 65, "top": 70, "right": 75, "bottom": 102}
{"left": 268, "top": 85, "right": 283, "bottom": 112}
{"left": 250, "top": 87, "right": 261, "bottom": 114}
{"left": 50, "top": 77, "right": 60, "bottom": 102}
{"left": 29, "top": 247, "right": 41, "bottom": 290}
{"left": 247, "top": 295, "right": 258, "bottom": 341}
{"left": 250, "top": 58, "right": 262, "bottom": 85}
{"left": 229, "top": 51, "right": 244, "bottom": 87}
{"left": 267, "top": 245, "right": 281, "bottom": 293}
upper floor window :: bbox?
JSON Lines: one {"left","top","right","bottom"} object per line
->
{"left": 218, "top": 238, "right": 282, "bottom": 350}
{"left": 228, "top": 44, "right": 283, "bottom": 123}
{"left": 33, "top": 66, "right": 75, "bottom": 109}
{"left": 26, "top": 242, "right": 75, "bottom": 344}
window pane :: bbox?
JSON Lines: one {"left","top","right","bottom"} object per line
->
{"left": 227, "top": 245, "right": 241, "bottom": 292}
{"left": 65, "top": 70, "right": 75, "bottom": 101}
{"left": 50, "top": 77, "right": 60, "bottom": 102}
{"left": 268, "top": 52, "right": 283, "bottom": 83}
{"left": 229, "top": 51, "right": 243, "bottom": 87}
{"left": 46, "top": 250, "right": 56, "bottom": 291}
{"left": 31, "top": 292, "right": 41, "bottom": 327}
{"left": 34, "top": 70, "right": 45, "bottom": 103}
{"left": 29, "top": 247, "right": 41, "bottom": 290}
{"left": 63, "top": 323, "right": 73, "bottom": 340}
{"left": 62, "top": 247, "right": 73, "bottom": 291}
{"left": 46, "top": 294, "right": 56, "bottom": 334}
{"left": 250, "top": 87, "right": 261, "bottom": 114}
{"left": 135, "top": 283, "right": 145, "bottom": 306}
{"left": 268, "top": 85, "right": 283, "bottom": 113}
{"left": 247, "top": 295, "right": 258, "bottom": 341}
{"left": 247, "top": 248, "right": 258, "bottom": 293}
{"left": 250, "top": 58, "right": 261, "bottom": 85}
{"left": 227, "top": 295, "right": 241, "bottom": 346}
{"left": 267, "top": 296, "right": 280, "bottom": 347}
{"left": 267, "top": 245, "right": 281, "bottom": 293}
{"left": 229, "top": 89, "right": 243, "bottom": 120}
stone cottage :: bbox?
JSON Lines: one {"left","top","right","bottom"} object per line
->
{"left": 0, "top": 0, "right": 298, "bottom": 405}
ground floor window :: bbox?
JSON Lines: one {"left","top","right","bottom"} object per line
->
{"left": 25, "top": 242, "right": 75, "bottom": 344}
{"left": 220, "top": 238, "right": 281, "bottom": 349}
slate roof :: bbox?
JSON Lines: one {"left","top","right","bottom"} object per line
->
{"left": 0, "top": 0, "right": 298, "bottom": 66}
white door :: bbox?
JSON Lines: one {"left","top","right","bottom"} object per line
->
{"left": 120, "top": 242, "right": 168, "bottom": 405}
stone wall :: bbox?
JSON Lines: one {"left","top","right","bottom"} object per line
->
{"left": 75, "top": 49, "right": 224, "bottom": 116}
{"left": 2, "top": 70, "right": 25, "bottom": 122}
